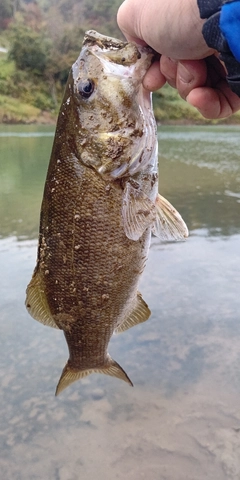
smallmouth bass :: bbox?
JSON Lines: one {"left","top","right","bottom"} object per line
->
{"left": 26, "top": 31, "right": 188, "bottom": 395}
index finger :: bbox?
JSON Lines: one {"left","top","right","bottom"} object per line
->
{"left": 117, "top": 0, "right": 147, "bottom": 44}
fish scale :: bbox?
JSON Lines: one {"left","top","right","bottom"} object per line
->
{"left": 26, "top": 31, "right": 188, "bottom": 395}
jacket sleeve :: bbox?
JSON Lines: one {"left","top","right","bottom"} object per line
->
{"left": 197, "top": 0, "right": 240, "bottom": 97}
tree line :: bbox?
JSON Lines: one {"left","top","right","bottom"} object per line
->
{"left": 1, "top": 0, "right": 221, "bottom": 123}
{"left": 0, "top": 0, "right": 123, "bottom": 110}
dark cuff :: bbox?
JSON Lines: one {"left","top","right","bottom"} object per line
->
{"left": 197, "top": 0, "right": 240, "bottom": 97}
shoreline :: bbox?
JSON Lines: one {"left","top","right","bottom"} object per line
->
{"left": 1, "top": 102, "right": 240, "bottom": 127}
{"left": 1, "top": 84, "right": 240, "bottom": 126}
{"left": 1, "top": 118, "right": 240, "bottom": 126}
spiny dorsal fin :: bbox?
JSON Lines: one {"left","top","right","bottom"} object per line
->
{"left": 55, "top": 356, "right": 133, "bottom": 396}
{"left": 152, "top": 193, "right": 189, "bottom": 241}
{"left": 122, "top": 181, "right": 156, "bottom": 241}
{"left": 115, "top": 292, "right": 151, "bottom": 334}
{"left": 25, "top": 272, "right": 58, "bottom": 329}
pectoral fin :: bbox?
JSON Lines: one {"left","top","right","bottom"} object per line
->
{"left": 55, "top": 355, "right": 133, "bottom": 396}
{"left": 122, "top": 182, "right": 156, "bottom": 241}
{"left": 152, "top": 194, "right": 188, "bottom": 241}
{"left": 115, "top": 292, "right": 151, "bottom": 334}
{"left": 25, "top": 272, "right": 58, "bottom": 329}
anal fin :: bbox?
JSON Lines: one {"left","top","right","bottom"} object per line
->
{"left": 115, "top": 292, "right": 151, "bottom": 334}
{"left": 55, "top": 355, "right": 133, "bottom": 396}
{"left": 25, "top": 272, "right": 58, "bottom": 329}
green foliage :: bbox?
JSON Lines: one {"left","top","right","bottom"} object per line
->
{"left": 153, "top": 85, "right": 203, "bottom": 122}
{"left": 0, "top": 93, "right": 41, "bottom": 122}
{"left": 33, "top": 91, "right": 55, "bottom": 110}
{"left": 1, "top": 0, "right": 240, "bottom": 124}
{"left": 0, "top": 1, "right": 10, "bottom": 19}
{"left": 9, "top": 23, "right": 50, "bottom": 74}
{"left": 0, "top": 56, "right": 15, "bottom": 79}
{"left": 0, "top": 55, "right": 15, "bottom": 95}
{"left": 45, "top": 26, "right": 85, "bottom": 84}
{"left": 58, "top": 0, "right": 79, "bottom": 21}
{"left": 84, "top": 0, "right": 121, "bottom": 18}
{"left": 0, "top": 0, "right": 13, "bottom": 20}
{"left": 0, "top": 0, "right": 125, "bottom": 120}
{"left": 153, "top": 84, "right": 240, "bottom": 124}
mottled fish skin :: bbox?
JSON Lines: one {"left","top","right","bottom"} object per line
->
{"left": 26, "top": 31, "right": 188, "bottom": 395}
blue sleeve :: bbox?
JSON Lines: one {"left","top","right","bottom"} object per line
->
{"left": 197, "top": 0, "right": 240, "bottom": 97}
{"left": 220, "top": 2, "right": 240, "bottom": 62}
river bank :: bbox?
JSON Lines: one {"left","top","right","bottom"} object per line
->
{"left": 2, "top": 84, "right": 240, "bottom": 126}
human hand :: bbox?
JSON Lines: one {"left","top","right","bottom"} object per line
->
{"left": 117, "top": 0, "right": 240, "bottom": 119}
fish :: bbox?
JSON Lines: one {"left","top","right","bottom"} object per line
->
{"left": 25, "top": 30, "right": 188, "bottom": 396}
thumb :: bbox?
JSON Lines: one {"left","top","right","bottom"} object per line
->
{"left": 176, "top": 60, "right": 207, "bottom": 100}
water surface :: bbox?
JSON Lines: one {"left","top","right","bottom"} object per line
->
{"left": 1, "top": 125, "right": 240, "bottom": 480}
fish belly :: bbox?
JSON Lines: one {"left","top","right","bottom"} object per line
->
{"left": 31, "top": 156, "right": 150, "bottom": 365}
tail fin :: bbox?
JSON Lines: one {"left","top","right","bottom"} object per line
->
{"left": 55, "top": 355, "right": 133, "bottom": 396}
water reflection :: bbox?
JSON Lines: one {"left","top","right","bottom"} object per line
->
{"left": 159, "top": 126, "right": 240, "bottom": 236}
{"left": 1, "top": 125, "right": 240, "bottom": 479}
{"left": 0, "top": 125, "right": 54, "bottom": 239}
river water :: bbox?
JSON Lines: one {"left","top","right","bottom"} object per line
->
{"left": 1, "top": 124, "right": 240, "bottom": 479}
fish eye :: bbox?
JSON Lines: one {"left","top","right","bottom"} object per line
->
{"left": 77, "top": 79, "right": 95, "bottom": 98}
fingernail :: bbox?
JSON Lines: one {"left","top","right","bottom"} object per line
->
{"left": 178, "top": 63, "right": 194, "bottom": 84}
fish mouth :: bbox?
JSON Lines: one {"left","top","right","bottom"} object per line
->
{"left": 83, "top": 29, "right": 154, "bottom": 74}
{"left": 83, "top": 30, "right": 128, "bottom": 51}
